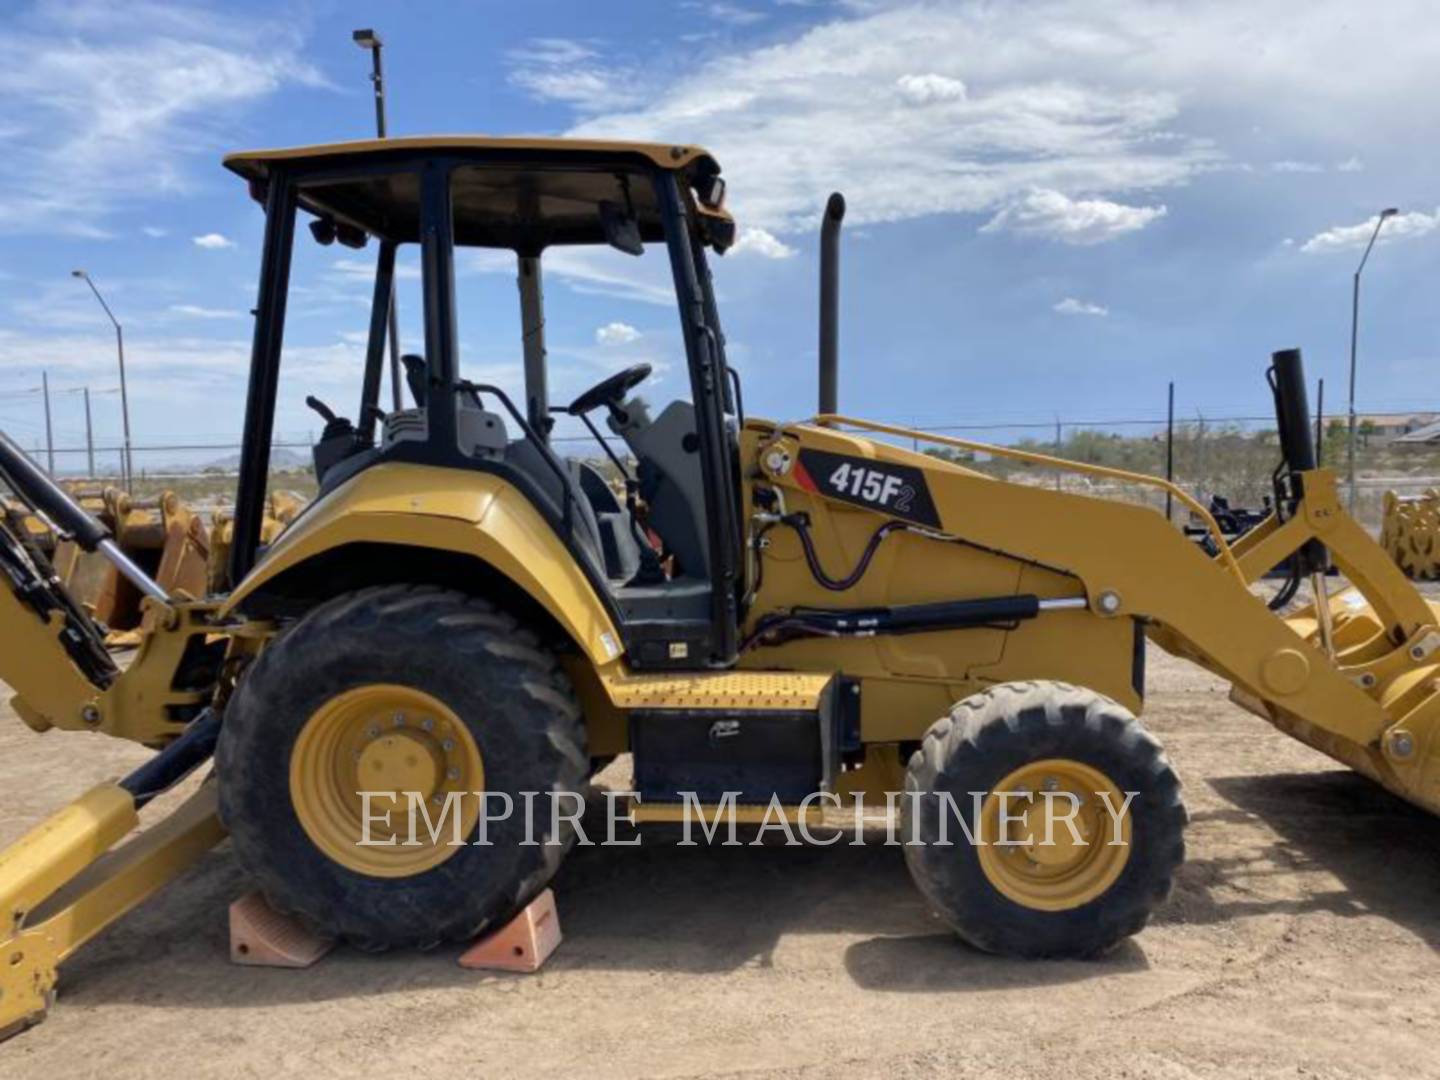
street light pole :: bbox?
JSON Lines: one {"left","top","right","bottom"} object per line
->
{"left": 72, "top": 270, "right": 135, "bottom": 492}
{"left": 1346, "top": 207, "right": 1398, "bottom": 514}
{"left": 353, "top": 28, "right": 404, "bottom": 411}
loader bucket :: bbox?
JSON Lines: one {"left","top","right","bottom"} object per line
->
{"left": 1246, "top": 584, "right": 1440, "bottom": 815}
{"left": 57, "top": 490, "right": 211, "bottom": 644}
{"left": 0, "top": 494, "right": 56, "bottom": 557}
{"left": 48, "top": 485, "right": 114, "bottom": 621}
{"left": 205, "top": 490, "right": 304, "bottom": 594}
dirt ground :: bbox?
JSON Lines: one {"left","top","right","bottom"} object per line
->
{"left": 2, "top": 621, "right": 1439, "bottom": 1078}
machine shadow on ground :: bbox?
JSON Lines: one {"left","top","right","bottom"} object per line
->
{"left": 61, "top": 810, "right": 1148, "bottom": 1012}
{"left": 1162, "top": 769, "right": 1440, "bottom": 951}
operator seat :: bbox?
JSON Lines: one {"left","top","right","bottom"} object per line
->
{"left": 609, "top": 397, "right": 710, "bottom": 580}
{"left": 572, "top": 460, "right": 642, "bottom": 582}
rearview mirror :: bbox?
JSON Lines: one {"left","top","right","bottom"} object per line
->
{"left": 598, "top": 200, "right": 644, "bottom": 256}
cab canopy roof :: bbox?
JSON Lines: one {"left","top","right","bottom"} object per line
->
{"left": 223, "top": 135, "right": 727, "bottom": 250}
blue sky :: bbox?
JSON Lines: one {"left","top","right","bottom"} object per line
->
{"left": 1, "top": 0, "right": 1437, "bottom": 468}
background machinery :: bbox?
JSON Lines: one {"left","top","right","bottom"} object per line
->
{"left": 1382, "top": 489, "right": 1440, "bottom": 580}
{"left": 1, "top": 135, "right": 1437, "bottom": 1037}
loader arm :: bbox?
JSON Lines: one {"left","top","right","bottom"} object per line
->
{"left": 755, "top": 409, "right": 1440, "bottom": 813}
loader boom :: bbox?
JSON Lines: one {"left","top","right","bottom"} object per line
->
{"left": 750, "top": 351, "right": 1440, "bottom": 814}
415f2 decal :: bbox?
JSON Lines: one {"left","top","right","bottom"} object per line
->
{"left": 793, "top": 448, "right": 941, "bottom": 527}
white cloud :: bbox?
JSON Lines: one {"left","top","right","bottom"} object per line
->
{"left": 561, "top": 1, "right": 1440, "bottom": 239}
{"left": 1336, "top": 156, "right": 1365, "bottom": 173}
{"left": 1299, "top": 208, "right": 1440, "bottom": 254}
{"left": 464, "top": 247, "right": 676, "bottom": 306}
{"left": 0, "top": 2, "right": 322, "bottom": 236}
{"left": 507, "top": 38, "right": 598, "bottom": 67}
{"left": 700, "top": 2, "right": 767, "bottom": 26}
{"left": 142, "top": 226, "right": 168, "bottom": 238}
{"left": 596, "top": 322, "right": 642, "bottom": 346}
{"left": 729, "top": 227, "right": 798, "bottom": 259}
{"left": 192, "top": 232, "right": 234, "bottom": 250}
{"left": 982, "top": 189, "right": 1166, "bottom": 245}
{"left": 329, "top": 258, "right": 421, "bottom": 282}
{"left": 562, "top": 4, "right": 1207, "bottom": 234}
{"left": 170, "top": 303, "right": 242, "bottom": 319}
{"left": 506, "top": 37, "right": 643, "bottom": 111}
{"left": 1271, "top": 160, "right": 1324, "bottom": 173}
{"left": 1054, "top": 297, "right": 1109, "bottom": 316}
{"left": 896, "top": 73, "right": 967, "bottom": 105}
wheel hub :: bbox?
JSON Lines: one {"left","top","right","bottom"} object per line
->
{"left": 976, "top": 758, "right": 1131, "bottom": 912}
{"left": 290, "top": 684, "right": 484, "bottom": 878}
{"left": 357, "top": 731, "right": 444, "bottom": 816}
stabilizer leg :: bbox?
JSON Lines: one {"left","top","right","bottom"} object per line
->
{"left": 0, "top": 784, "right": 223, "bottom": 1039}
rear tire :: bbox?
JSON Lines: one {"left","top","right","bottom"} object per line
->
{"left": 217, "top": 584, "right": 587, "bottom": 950}
{"left": 902, "top": 680, "right": 1185, "bottom": 958}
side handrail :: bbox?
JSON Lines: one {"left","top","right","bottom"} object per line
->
{"left": 458, "top": 380, "right": 575, "bottom": 538}
{"left": 812, "top": 413, "right": 1247, "bottom": 583}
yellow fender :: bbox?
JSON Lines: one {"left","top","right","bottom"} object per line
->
{"left": 219, "top": 463, "right": 624, "bottom": 670}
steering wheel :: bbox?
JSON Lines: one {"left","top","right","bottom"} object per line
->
{"left": 567, "top": 363, "right": 652, "bottom": 416}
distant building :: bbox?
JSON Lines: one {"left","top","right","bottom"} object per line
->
{"left": 1354, "top": 414, "right": 1439, "bottom": 442}
{"left": 1393, "top": 418, "right": 1440, "bottom": 446}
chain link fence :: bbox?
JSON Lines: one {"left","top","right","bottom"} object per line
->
{"left": 11, "top": 409, "right": 1440, "bottom": 533}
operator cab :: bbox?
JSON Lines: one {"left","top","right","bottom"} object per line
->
{"left": 223, "top": 137, "right": 744, "bottom": 668}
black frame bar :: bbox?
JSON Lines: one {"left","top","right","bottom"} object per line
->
{"left": 657, "top": 171, "right": 741, "bottom": 663}
{"left": 359, "top": 240, "right": 398, "bottom": 444}
{"left": 420, "top": 163, "right": 460, "bottom": 454}
{"left": 230, "top": 172, "right": 297, "bottom": 584}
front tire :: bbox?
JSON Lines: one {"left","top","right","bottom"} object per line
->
{"left": 902, "top": 681, "right": 1185, "bottom": 958}
{"left": 217, "top": 585, "right": 587, "bottom": 950}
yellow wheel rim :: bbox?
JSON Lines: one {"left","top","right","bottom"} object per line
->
{"left": 975, "top": 758, "right": 1131, "bottom": 912}
{"left": 290, "top": 684, "right": 484, "bottom": 878}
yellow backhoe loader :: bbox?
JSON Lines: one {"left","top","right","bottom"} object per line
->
{"left": 1, "top": 136, "right": 1437, "bottom": 1039}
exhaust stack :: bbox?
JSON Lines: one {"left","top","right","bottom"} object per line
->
{"left": 818, "top": 192, "right": 846, "bottom": 415}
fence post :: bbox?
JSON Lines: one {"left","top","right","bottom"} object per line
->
{"left": 1165, "top": 381, "right": 1175, "bottom": 521}
{"left": 42, "top": 371, "right": 54, "bottom": 476}
{"left": 1194, "top": 410, "right": 1206, "bottom": 496}
{"left": 1054, "top": 416, "right": 1062, "bottom": 491}
{"left": 83, "top": 387, "right": 95, "bottom": 478}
